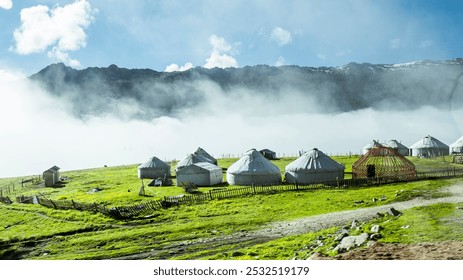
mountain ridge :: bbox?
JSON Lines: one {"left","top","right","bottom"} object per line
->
{"left": 30, "top": 59, "right": 463, "bottom": 120}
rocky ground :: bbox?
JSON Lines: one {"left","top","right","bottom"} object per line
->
{"left": 310, "top": 241, "right": 463, "bottom": 260}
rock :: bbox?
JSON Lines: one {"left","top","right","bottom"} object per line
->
{"left": 354, "top": 200, "right": 364, "bottom": 204}
{"left": 370, "top": 233, "right": 382, "bottom": 240}
{"left": 335, "top": 232, "right": 349, "bottom": 242}
{"left": 355, "top": 233, "right": 370, "bottom": 246}
{"left": 376, "top": 212, "right": 385, "bottom": 218}
{"left": 401, "top": 225, "right": 410, "bottom": 229}
{"left": 389, "top": 207, "right": 402, "bottom": 217}
{"left": 380, "top": 196, "right": 388, "bottom": 201}
{"left": 334, "top": 233, "right": 369, "bottom": 253}
{"left": 372, "top": 198, "right": 377, "bottom": 203}
{"left": 370, "top": 224, "right": 382, "bottom": 233}
{"left": 351, "top": 220, "right": 359, "bottom": 228}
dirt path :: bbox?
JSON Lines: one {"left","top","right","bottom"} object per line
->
{"left": 114, "top": 183, "right": 463, "bottom": 260}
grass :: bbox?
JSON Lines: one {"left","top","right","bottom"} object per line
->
{"left": 1, "top": 156, "right": 463, "bottom": 259}
{"left": 201, "top": 201, "right": 463, "bottom": 260}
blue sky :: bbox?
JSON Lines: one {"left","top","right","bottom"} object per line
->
{"left": 1, "top": 0, "right": 463, "bottom": 178}
{"left": 1, "top": 0, "right": 463, "bottom": 75}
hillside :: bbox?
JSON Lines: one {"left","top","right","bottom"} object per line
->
{"left": 1, "top": 156, "right": 463, "bottom": 260}
{"left": 29, "top": 59, "right": 463, "bottom": 120}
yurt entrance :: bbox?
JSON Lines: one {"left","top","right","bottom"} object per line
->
{"left": 367, "top": 165, "right": 376, "bottom": 178}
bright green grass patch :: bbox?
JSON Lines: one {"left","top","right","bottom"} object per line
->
{"left": 371, "top": 202, "right": 463, "bottom": 244}
{"left": 203, "top": 202, "right": 463, "bottom": 260}
{"left": 20, "top": 178, "right": 461, "bottom": 259}
{"left": 0, "top": 205, "right": 110, "bottom": 242}
{"left": 204, "top": 227, "right": 340, "bottom": 260}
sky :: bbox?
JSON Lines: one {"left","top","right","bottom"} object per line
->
{"left": 0, "top": 0, "right": 463, "bottom": 178}
{"left": 0, "top": 0, "right": 463, "bottom": 74}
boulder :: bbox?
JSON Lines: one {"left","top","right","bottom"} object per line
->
{"left": 370, "top": 233, "right": 382, "bottom": 240}
{"left": 370, "top": 224, "right": 382, "bottom": 233}
{"left": 389, "top": 207, "right": 402, "bottom": 217}
{"left": 334, "top": 233, "right": 369, "bottom": 253}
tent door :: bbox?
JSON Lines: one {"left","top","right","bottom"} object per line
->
{"left": 367, "top": 164, "right": 376, "bottom": 178}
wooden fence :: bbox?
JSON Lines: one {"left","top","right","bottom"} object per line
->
{"left": 0, "top": 176, "right": 41, "bottom": 205}
{"left": 0, "top": 196, "right": 12, "bottom": 205}
{"left": 10, "top": 167, "right": 463, "bottom": 220}
{"left": 0, "top": 176, "right": 42, "bottom": 197}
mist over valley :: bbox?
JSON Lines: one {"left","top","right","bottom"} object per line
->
{"left": 1, "top": 59, "right": 462, "bottom": 178}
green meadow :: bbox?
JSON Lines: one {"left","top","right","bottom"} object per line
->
{"left": 1, "top": 155, "right": 462, "bottom": 259}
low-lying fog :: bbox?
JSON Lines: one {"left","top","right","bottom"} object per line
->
{"left": 1, "top": 68, "right": 461, "bottom": 178}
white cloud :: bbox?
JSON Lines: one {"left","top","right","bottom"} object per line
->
{"left": 0, "top": 0, "right": 12, "bottom": 10}
{"left": 11, "top": 0, "right": 96, "bottom": 67}
{"left": 209, "top": 34, "right": 233, "bottom": 53}
{"left": 275, "top": 56, "right": 286, "bottom": 66}
{"left": 390, "top": 38, "right": 401, "bottom": 49}
{"left": 271, "top": 27, "right": 292, "bottom": 46}
{"left": 203, "top": 35, "right": 238, "bottom": 69}
{"left": 164, "top": 62, "right": 193, "bottom": 72}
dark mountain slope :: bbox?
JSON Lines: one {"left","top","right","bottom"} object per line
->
{"left": 30, "top": 59, "right": 463, "bottom": 120}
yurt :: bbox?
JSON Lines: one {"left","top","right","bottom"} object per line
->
{"left": 386, "top": 140, "right": 410, "bottom": 156}
{"left": 410, "top": 135, "right": 449, "bottom": 157}
{"left": 285, "top": 148, "right": 345, "bottom": 184}
{"left": 259, "top": 149, "right": 277, "bottom": 160}
{"left": 138, "top": 156, "right": 171, "bottom": 179}
{"left": 450, "top": 136, "right": 463, "bottom": 154}
{"left": 226, "top": 149, "right": 282, "bottom": 186}
{"left": 362, "top": 141, "right": 376, "bottom": 155}
{"left": 176, "top": 162, "right": 223, "bottom": 187}
{"left": 195, "top": 147, "right": 217, "bottom": 165}
{"left": 352, "top": 142, "right": 416, "bottom": 180}
{"left": 175, "top": 153, "right": 212, "bottom": 172}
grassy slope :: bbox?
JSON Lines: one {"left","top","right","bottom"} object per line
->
{"left": 1, "top": 156, "right": 462, "bottom": 259}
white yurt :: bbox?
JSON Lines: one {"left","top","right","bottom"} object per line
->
{"left": 226, "top": 149, "right": 281, "bottom": 186}
{"left": 138, "top": 156, "right": 171, "bottom": 179}
{"left": 175, "top": 153, "right": 212, "bottom": 172}
{"left": 450, "top": 136, "right": 463, "bottom": 154}
{"left": 410, "top": 135, "right": 449, "bottom": 157}
{"left": 195, "top": 147, "right": 218, "bottom": 165}
{"left": 285, "top": 148, "right": 345, "bottom": 184}
{"left": 386, "top": 140, "right": 410, "bottom": 156}
{"left": 176, "top": 162, "right": 223, "bottom": 187}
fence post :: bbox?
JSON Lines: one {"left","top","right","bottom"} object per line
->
{"left": 253, "top": 184, "right": 256, "bottom": 194}
{"left": 209, "top": 190, "right": 213, "bottom": 200}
